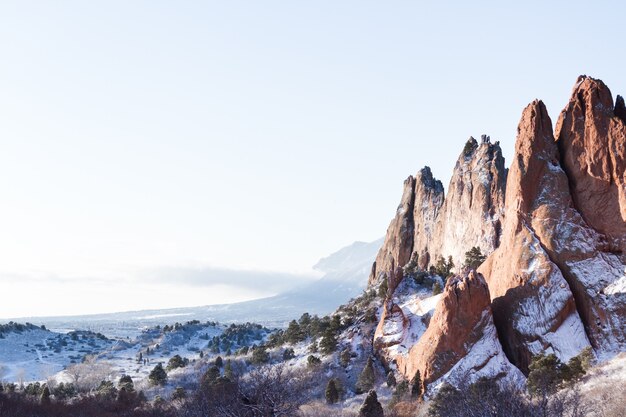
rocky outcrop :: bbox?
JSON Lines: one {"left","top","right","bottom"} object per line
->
{"left": 410, "top": 167, "right": 445, "bottom": 269}
{"left": 432, "top": 136, "right": 507, "bottom": 269}
{"left": 373, "top": 302, "right": 409, "bottom": 349}
{"left": 368, "top": 176, "right": 416, "bottom": 290}
{"left": 369, "top": 75, "right": 626, "bottom": 389}
{"left": 550, "top": 77, "right": 626, "bottom": 352}
{"left": 478, "top": 100, "right": 591, "bottom": 371}
{"left": 396, "top": 271, "right": 523, "bottom": 388}
{"left": 555, "top": 76, "right": 626, "bottom": 253}
{"left": 369, "top": 140, "right": 506, "bottom": 292}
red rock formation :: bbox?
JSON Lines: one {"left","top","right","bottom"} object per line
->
{"left": 397, "top": 271, "right": 522, "bottom": 388}
{"left": 368, "top": 176, "right": 415, "bottom": 290}
{"left": 555, "top": 76, "right": 626, "bottom": 253}
{"left": 479, "top": 100, "right": 591, "bottom": 371}
{"left": 369, "top": 142, "right": 505, "bottom": 293}
{"left": 431, "top": 136, "right": 507, "bottom": 269}
{"left": 410, "top": 167, "right": 445, "bottom": 270}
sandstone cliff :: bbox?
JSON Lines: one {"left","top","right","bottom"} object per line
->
{"left": 369, "top": 75, "right": 626, "bottom": 389}
{"left": 369, "top": 139, "right": 506, "bottom": 292}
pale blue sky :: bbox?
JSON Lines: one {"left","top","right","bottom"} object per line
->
{"left": 1, "top": 1, "right": 625, "bottom": 317}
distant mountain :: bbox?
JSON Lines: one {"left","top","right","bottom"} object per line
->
{"left": 8, "top": 239, "right": 382, "bottom": 338}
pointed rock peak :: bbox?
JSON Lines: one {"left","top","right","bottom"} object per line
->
{"left": 568, "top": 75, "right": 615, "bottom": 117}
{"left": 416, "top": 166, "right": 444, "bottom": 193}
{"left": 516, "top": 100, "right": 555, "bottom": 155}
{"left": 462, "top": 136, "right": 479, "bottom": 157}
{"left": 615, "top": 95, "right": 626, "bottom": 123}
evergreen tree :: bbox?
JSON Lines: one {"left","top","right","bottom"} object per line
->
{"left": 171, "top": 386, "right": 186, "bottom": 401}
{"left": 319, "top": 328, "right": 338, "bottom": 355}
{"left": 284, "top": 320, "right": 305, "bottom": 344}
{"left": 434, "top": 256, "right": 454, "bottom": 278}
{"left": 464, "top": 246, "right": 486, "bottom": 269}
{"left": 148, "top": 363, "right": 167, "bottom": 386}
{"left": 166, "top": 354, "right": 188, "bottom": 371}
{"left": 307, "top": 355, "right": 322, "bottom": 367}
{"left": 410, "top": 370, "right": 422, "bottom": 398}
{"left": 527, "top": 353, "right": 561, "bottom": 396}
{"left": 251, "top": 345, "right": 270, "bottom": 364}
{"left": 202, "top": 366, "right": 221, "bottom": 387}
{"left": 325, "top": 379, "right": 340, "bottom": 404}
{"left": 378, "top": 279, "right": 388, "bottom": 299}
{"left": 282, "top": 347, "right": 295, "bottom": 360}
{"left": 224, "top": 359, "right": 233, "bottom": 380}
{"left": 356, "top": 357, "right": 376, "bottom": 394}
{"left": 358, "top": 390, "right": 384, "bottom": 417}
{"left": 118, "top": 375, "right": 134, "bottom": 392}
{"left": 339, "top": 348, "right": 352, "bottom": 367}
{"left": 40, "top": 385, "right": 51, "bottom": 405}
{"left": 386, "top": 371, "right": 396, "bottom": 388}
{"left": 215, "top": 356, "right": 223, "bottom": 368}
{"left": 432, "top": 281, "right": 443, "bottom": 295}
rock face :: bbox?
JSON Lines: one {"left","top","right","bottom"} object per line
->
{"left": 555, "top": 76, "right": 626, "bottom": 253}
{"left": 369, "top": 139, "right": 506, "bottom": 291}
{"left": 368, "top": 75, "right": 626, "bottom": 391}
{"left": 431, "top": 136, "right": 507, "bottom": 270}
{"left": 478, "top": 100, "right": 591, "bottom": 371}
{"left": 369, "top": 176, "right": 416, "bottom": 292}
{"left": 396, "top": 271, "right": 523, "bottom": 388}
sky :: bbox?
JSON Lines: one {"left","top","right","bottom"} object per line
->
{"left": 1, "top": 1, "right": 625, "bottom": 318}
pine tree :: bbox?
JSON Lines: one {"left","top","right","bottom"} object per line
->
{"left": 215, "top": 356, "right": 223, "bottom": 368}
{"left": 118, "top": 375, "right": 134, "bottom": 392}
{"left": 202, "top": 366, "right": 221, "bottom": 387}
{"left": 224, "top": 359, "right": 233, "bottom": 380}
{"left": 378, "top": 279, "right": 388, "bottom": 299}
{"left": 356, "top": 357, "right": 376, "bottom": 394}
{"left": 319, "top": 328, "right": 338, "bottom": 355}
{"left": 171, "top": 386, "right": 186, "bottom": 401}
{"left": 358, "top": 390, "right": 384, "bottom": 417}
{"left": 386, "top": 371, "right": 396, "bottom": 388}
{"left": 410, "top": 370, "right": 422, "bottom": 398}
{"left": 251, "top": 345, "right": 270, "bottom": 364}
{"left": 282, "top": 347, "right": 295, "bottom": 360}
{"left": 325, "top": 379, "right": 340, "bottom": 404}
{"left": 40, "top": 384, "right": 51, "bottom": 405}
{"left": 148, "top": 363, "right": 167, "bottom": 386}
{"left": 464, "top": 246, "right": 486, "bottom": 269}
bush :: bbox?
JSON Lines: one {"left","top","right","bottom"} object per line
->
{"left": 282, "top": 347, "right": 295, "bottom": 360}
{"left": 166, "top": 354, "right": 188, "bottom": 371}
{"left": 432, "top": 281, "right": 443, "bottom": 295}
{"left": 307, "top": 355, "right": 322, "bottom": 368}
